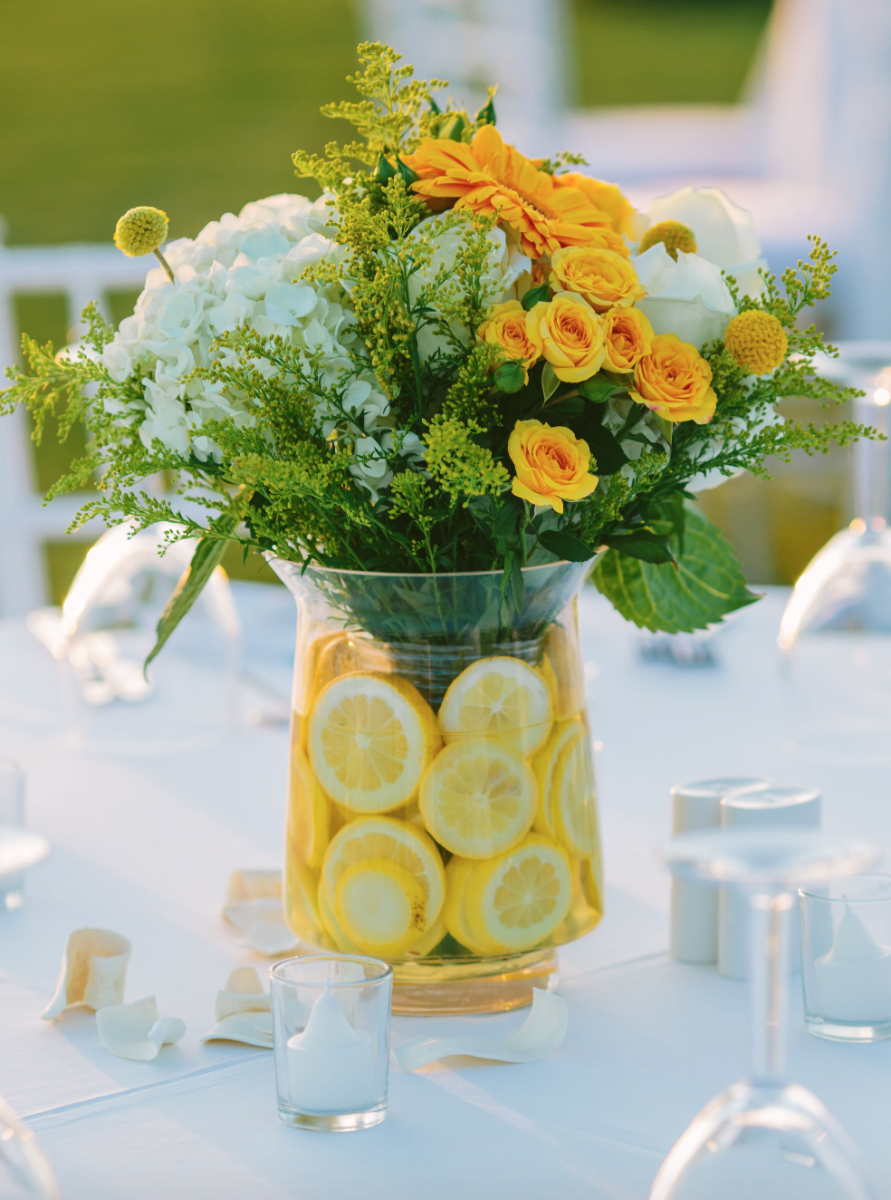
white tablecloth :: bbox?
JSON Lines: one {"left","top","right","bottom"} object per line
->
{"left": 1, "top": 585, "right": 890, "bottom": 1200}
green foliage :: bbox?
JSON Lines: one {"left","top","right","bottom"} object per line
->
{"left": 592, "top": 504, "right": 759, "bottom": 631}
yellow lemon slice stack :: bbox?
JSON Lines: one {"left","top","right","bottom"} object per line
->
{"left": 309, "top": 672, "right": 440, "bottom": 813}
{"left": 531, "top": 720, "right": 583, "bottom": 837}
{"left": 438, "top": 657, "right": 553, "bottom": 755}
{"left": 288, "top": 745, "right": 330, "bottom": 870}
{"left": 550, "top": 729, "right": 600, "bottom": 858}
{"left": 419, "top": 738, "right": 537, "bottom": 857}
{"left": 320, "top": 815, "right": 446, "bottom": 956}
{"left": 464, "top": 833, "right": 573, "bottom": 953}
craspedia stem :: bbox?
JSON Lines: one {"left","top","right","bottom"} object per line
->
{"left": 153, "top": 248, "right": 175, "bottom": 283}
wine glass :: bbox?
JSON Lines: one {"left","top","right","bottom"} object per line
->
{"left": 0, "top": 1095, "right": 60, "bottom": 1198}
{"left": 651, "top": 827, "right": 879, "bottom": 1200}
{"left": 779, "top": 342, "right": 891, "bottom": 765}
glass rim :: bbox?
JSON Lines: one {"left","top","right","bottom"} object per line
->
{"left": 266, "top": 555, "right": 601, "bottom": 580}
{"left": 269, "top": 954, "right": 393, "bottom": 987}
{"left": 800, "top": 872, "right": 891, "bottom": 902}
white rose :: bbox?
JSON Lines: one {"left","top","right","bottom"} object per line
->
{"left": 634, "top": 244, "right": 736, "bottom": 348}
{"left": 644, "top": 186, "right": 765, "bottom": 297}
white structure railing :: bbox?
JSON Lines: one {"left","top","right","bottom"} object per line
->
{"left": 0, "top": 239, "right": 147, "bottom": 616}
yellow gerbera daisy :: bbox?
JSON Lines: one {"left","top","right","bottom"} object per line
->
{"left": 404, "top": 126, "right": 612, "bottom": 259}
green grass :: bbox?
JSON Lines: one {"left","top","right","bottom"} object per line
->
{"left": 571, "top": 0, "right": 772, "bottom": 106}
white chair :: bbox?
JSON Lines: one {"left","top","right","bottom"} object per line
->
{"left": 0, "top": 236, "right": 146, "bottom": 616}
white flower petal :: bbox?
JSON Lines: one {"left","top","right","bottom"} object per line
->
{"left": 41, "top": 928, "right": 131, "bottom": 1019}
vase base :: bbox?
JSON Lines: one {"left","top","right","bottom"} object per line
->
{"left": 391, "top": 949, "right": 558, "bottom": 1015}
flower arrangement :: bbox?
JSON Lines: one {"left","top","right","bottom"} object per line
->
{"left": 1, "top": 43, "right": 871, "bottom": 658}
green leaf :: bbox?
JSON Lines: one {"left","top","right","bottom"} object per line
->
{"left": 541, "top": 363, "right": 560, "bottom": 402}
{"left": 521, "top": 283, "right": 550, "bottom": 312}
{"left": 376, "top": 154, "right": 396, "bottom": 184}
{"left": 474, "top": 87, "right": 497, "bottom": 127}
{"left": 543, "top": 396, "right": 585, "bottom": 420}
{"left": 510, "top": 550, "right": 525, "bottom": 610}
{"left": 576, "top": 419, "right": 628, "bottom": 476}
{"left": 654, "top": 414, "right": 674, "bottom": 445}
{"left": 493, "top": 499, "right": 522, "bottom": 539}
{"left": 395, "top": 155, "right": 419, "bottom": 185}
{"left": 144, "top": 536, "right": 229, "bottom": 674}
{"left": 439, "top": 112, "right": 467, "bottom": 141}
{"left": 592, "top": 505, "right": 760, "bottom": 633}
{"left": 579, "top": 376, "right": 621, "bottom": 403}
{"left": 604, "top": 529, "right": 674, "bottom": 565}
{"left": 539, "top": 529, "right": 595, "bottom": 563}
{"left": 657, "top": 493, "right": 687, "bottom": 558}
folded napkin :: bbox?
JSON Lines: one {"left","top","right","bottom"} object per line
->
{"left": 200, "top": 967, "right": 273, "bottom": 1048}
{"left": 223, "top": 870, "right": 299, "bottom": 956}
{"left": 393, "top": 989, "right": 568, "bottom": 1072}
{"left": 96, "top": 997, "right": 185, "bottom": 1061}
{"left": 42, "top": 929, "right": 132, "bottom": 1020}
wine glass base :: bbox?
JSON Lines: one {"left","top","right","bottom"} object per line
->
{"left": 650, "top": 1080, "right": 875, "bottom": 1199}
{"left": 805, "top": 1014, "right": 891, "bottom": 1043}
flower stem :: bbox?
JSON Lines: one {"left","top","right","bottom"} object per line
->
{"left": 153, "top": 248, "right": 175, "bottom": 283}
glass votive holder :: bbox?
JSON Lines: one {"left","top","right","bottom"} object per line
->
{"left": 0, "top": 761, "right": 26, "bottom": 911}
{"left": 800, "top": 874, "right": 891, "bottom": 1042}
{"left": 270, "top": 955, "right": 392, "bottom": 1131}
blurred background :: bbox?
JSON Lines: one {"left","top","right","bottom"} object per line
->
{"left": 2, "top": 0, "right": 888, "bottom": 609}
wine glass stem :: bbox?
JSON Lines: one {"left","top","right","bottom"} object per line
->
{"left": 748, "top": 889, "right": 793, "bottom": 1086}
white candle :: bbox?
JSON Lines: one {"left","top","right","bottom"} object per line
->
{"left": 287, "top": 982, "right": 378, "bottom": 1113}
{"left": 814, "top": 905, "right": 891, "bottom": 1023}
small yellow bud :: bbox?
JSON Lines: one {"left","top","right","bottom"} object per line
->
{"left": 114, "top": 207, "right": 169, "bottom": 257}
{"left": 638, "top": 219, "right": 697, "bottom": 260}
{"left": 724, "top": 310, "right": 788, "bottom": 376}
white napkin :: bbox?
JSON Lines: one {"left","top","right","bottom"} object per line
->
{"left": 393, "top": 989, "right": 569, "bottom": 1072}
{"left": 96, "top": 997, "right": 185, "bottom": 1061}
{"left": 200, "top": 967, "right": 273, "bottom": 1048}
{"left": 42, "top": 929, "right": 132, "bottom": 1019}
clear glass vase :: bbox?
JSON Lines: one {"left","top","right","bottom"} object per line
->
{"left": 270, "top": 558, "right": 603, "bottom": 1014}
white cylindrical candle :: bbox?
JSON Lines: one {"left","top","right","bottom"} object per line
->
{"left": 718, "top": 786, "right": 822, "bottom": 979}
{"left": 287, "top": 983, "right": 378, "bottom": 1113}
{"left": 814, "top": 905, "right": 891, "bottom": 1023}
{"left": 670, "top": 777, "right": 768, "bottom": 963}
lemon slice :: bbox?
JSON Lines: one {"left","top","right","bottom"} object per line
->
{"left": 309, "top": 672, "right": 440, "bottom": 812}
{"left": 581, "top": 856, "right": 603, "bottom": 914}
{"left": 541, "top": 624, "right": 587, "bottom": 722}
{"left": 334, "top": 858, "right": 426, "bottom": 956}
{"left": 288, "top": 745, "right": 330, "bottom": 870}
{"left": 443, "top": 857, "right": 492, "bottom": 955}
{"left": 531, "top": 720, "right": 583, "bottom": 837}
{"left": 551, "top": 730, "right": 600, "bottom": 858}
{"left": 284, "top": 857, "right": 325, "bottom": 945}
{"left": 419, "top": 738, "right": 538, "bottom": 859}
{"left": 438, "top": 657, "right": 553, "bottom": 755}
{"left": 320, "top": 815, "right": 446, "bottom": 933}
{"left": 404, "top": 915, "right": 448, "bottom": 958}
{"left": 465, "top": 833, "right": 572, "bottom": 953}
{"left": 319, "top": 880, "right": 362, "bottom": 952}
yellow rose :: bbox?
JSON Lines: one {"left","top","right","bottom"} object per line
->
{"left": 585, "top": 227, "right": 631, "bottom": 259}
{"left": 509, "top": 419, "right": 599, "bottom": 514}
{"left": 528, "top": 293, "right": 606, "bottom": 383}
{"left": 550, "top": 247, "right": 645, "bottom": 313}
{"left": 631, "top": 333, "right": 717, "bottom": 425}
{"left": 554, "top": 173, "right": 640, "bottom": 238}
{"left": 478, "top": 300, "right": 542, "bottom": 383}
{"left": 602, "top": 306, "right": 655, "bottom": 372}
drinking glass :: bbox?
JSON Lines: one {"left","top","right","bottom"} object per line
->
{"left": 801, "top": 874, "right": 891, "bottom": 1042}
{"left": 779, "top": 342, "right": 891, "bottom": 765}
{"left": 270, "top": 954, "right": 392, "bottom": 1131}
{"left": 652, "top": 827, "right": 879, "bottom": 1199}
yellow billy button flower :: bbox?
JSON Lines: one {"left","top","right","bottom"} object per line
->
{"left": 631, "top": 334, "right": 717, "bottom": 425}
{"left": 509, "top": 419, "right": 599, "bottom": 513}
{"left": 724, "top": 310, "right": 788, "bottom": 376}
{"left": 478, "top": 300, "right": 543, "bottom": 385}
{"left": 113, "top": 206, "right": 174, "bottom": 282}
{"left": 549, "top": 247, "right": 645, "bottom": 313}
{"left": 638, "top": 219, "right": 697, "bottom": 260}
{"left": 528, "top": 293, "right": 606, "bottom": 383}
{"left": 602, "top": 306, "right": 655, "bottom": 372}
